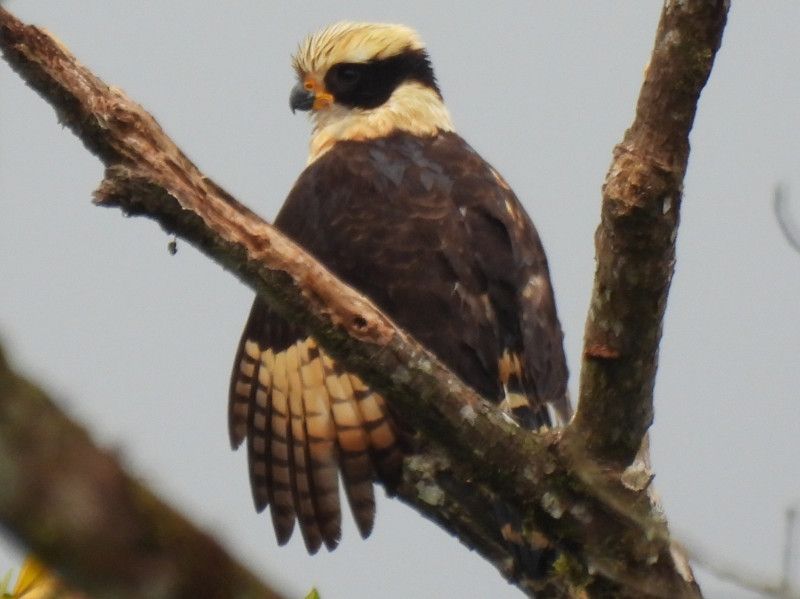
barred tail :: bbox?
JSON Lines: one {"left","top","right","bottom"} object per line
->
{"left": 229, "top": 300, "right": 402, "bottom": 551}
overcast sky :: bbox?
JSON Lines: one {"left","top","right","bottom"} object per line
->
{"left": 2, "top": 2, "right": 799, "bottom": 598}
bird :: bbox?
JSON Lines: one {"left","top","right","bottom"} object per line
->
{"left": 229, "top": 21, "right": 570, "bottom": 557}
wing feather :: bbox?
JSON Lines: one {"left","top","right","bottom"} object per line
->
{"left": 246, "top": 346, "right": 272, "bottom": 511}
{"left": 267, "top": 350, "right": 297, "bottom": 544}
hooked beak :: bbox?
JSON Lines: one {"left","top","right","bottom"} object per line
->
{"left": 289, "top": 82, "right": 315, "bottom": 113}
{"left": 290, "top": 78, "right": 335, "bottom": 113}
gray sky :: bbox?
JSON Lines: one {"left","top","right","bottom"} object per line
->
{"left": 1, "top": 2, "right": 798, "bottom": 598}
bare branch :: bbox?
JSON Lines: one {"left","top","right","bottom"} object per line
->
{"left": 572, "top": 0, "right": 729, "bottom": 464}
{"left": 0, "top": 342, "right": 285, "bottom": 599}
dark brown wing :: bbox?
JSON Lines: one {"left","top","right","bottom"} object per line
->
{"left": 457, "top": 160, "right": 571, "bottom": 426}
{"left": 275, "top": 132, "right": 569, "bottom": 418}
{"left": 433, "top": 137, "right": 570, "bottom": 426}
{"left": 230, "top": 130, "right": 569, "bottom": 551}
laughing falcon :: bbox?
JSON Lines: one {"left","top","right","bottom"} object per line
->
{"left": 229, "top": 22, "right": 570, "bottom": 554}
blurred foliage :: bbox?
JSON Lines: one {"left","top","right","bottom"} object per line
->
{"left": 1, "top": 557, "right": 84, "bottom": 599}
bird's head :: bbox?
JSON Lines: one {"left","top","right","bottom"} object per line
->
{"left": 290, "top": 22, "right": 454, "bottom": 162}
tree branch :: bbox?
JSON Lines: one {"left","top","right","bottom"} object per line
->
{"left": 0, "top": 342, "right": 284, "bottom": 599}
{"left": 0, "top": 2, "right": 728, "bottom": 597}
{"left": 572, "top": 0, "right": 729, "bottom": 464}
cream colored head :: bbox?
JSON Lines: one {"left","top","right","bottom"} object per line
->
{"left": 293, "top": 22, "right": 425, "bottom": 77}
{"left": 289, "top": 22, "right": 455, "bottom": 163}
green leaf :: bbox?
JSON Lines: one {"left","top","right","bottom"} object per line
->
{"left": 304, "top": 588, "right": 321, "bottom": 599}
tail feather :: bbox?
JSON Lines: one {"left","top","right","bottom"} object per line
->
{"left": 496, "top": 348, "right": 560, "bottom": 578}
{"left": 245, "top": 347, "right": 271, "bottom": 511}
{"left": 498, "top": 349, "right": 552, "bottom": 431}
{"left": 229, "top": 340, "right": 261, "bottom": 448}
{"left": 232, "top": 315, "right": 564, "bottom": 558}
{"left": 298, "top": 341, "right": 341, "bottom": 551}
{"left": 287, "top": 343, "right": 326, "bottom": 553}
{"left": 266, "top": 351, "right": 297, "bottom": 545}
{"left": 325, "top": 369, "right": 376, "bottom": 538}
{"left": 348, "top": 375, "right": 404, "bottom": 487}
{"left": 229, "top": 315, "right": 401, "bottom": 550}
{"left": 494, "top": 500, "right": 557, "bottom": 580}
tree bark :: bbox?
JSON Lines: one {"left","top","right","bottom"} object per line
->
{"left": 0, "top": 2, "right": 728, "bottom": 597}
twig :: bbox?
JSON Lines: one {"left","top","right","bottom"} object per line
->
{"left": 676, "top": 505, "right": 800, "bottom": 599}
{"left": 679, "top": 525, "right": 799, "bottom": 599}
{"left": 774, "top": 185, "right": 800, "bottom": 254}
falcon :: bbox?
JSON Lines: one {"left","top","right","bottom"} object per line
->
{"left": 229, "top": 22, "right": 570, "bottom": 555}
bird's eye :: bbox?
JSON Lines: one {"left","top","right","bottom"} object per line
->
{"left": 335, "top": 66, "right": 361, "bottom": 86}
